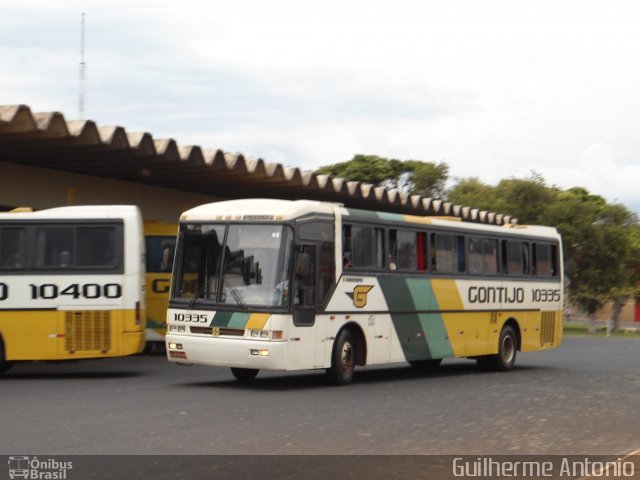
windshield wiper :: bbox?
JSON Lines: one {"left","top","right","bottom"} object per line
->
{"left": 187, "top": 284, "right": 205, "bottom": 309}
{"left": 228, "top": 286, "right": 247, "bottom": 311}
{"left": 186, "top": 283, "right": 217, "bottom": 309}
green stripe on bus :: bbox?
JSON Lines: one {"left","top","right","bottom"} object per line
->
{"left": 378, "top": 277, "right": 431, "bottom": 362}
{"left": 227, "top": 312, "right": 251, "bottom": 329}
{"left": 418, "top": 313, "right": 454, "bottom": 359}
{"left": 210, "top": 311, "right": 233, "bottom": 327}
{"left": 405, "top": 278, "right": 431, "bottom": 310}
{"left": 346, "top": 208, "right": 406, "bottom": 223}
{"left": 405, "top": 278, "right": 454, "bottom": 358}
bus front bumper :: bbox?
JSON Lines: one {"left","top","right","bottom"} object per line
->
{"left": 165, "top": 334, "right": 288, "bottom": 370}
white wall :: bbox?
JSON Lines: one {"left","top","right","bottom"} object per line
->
{"left": 0, "top": 161, "right": 221, "bottom": 223}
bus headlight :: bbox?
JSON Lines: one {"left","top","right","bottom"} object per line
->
{"left": 250, "top": 349, "right": 269, "bottom": 357}
{"left": 248, "top": 330, "right": 285, "bottom": 341}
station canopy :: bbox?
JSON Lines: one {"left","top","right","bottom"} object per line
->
{"left": 0, "top": 105, "right": 516, "bottom": 225}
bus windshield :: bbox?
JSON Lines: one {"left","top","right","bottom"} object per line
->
{"left": 172, "top": 223, "right": 293, "bottom": 308}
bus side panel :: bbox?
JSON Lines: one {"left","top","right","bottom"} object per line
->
{"left": 517, "top": 309, "right": 563, "bottom": 352}
{"left": 1, "top": 308, "right": 143, "bottom": 361}
{"left": 326, "top": 276, "right": 459, "bottom": 365}
{"left": 1, "top": 311, "right": 59, "bottom": 360}
{"left": 145, "top": 272, "right": 171, "bottom": 341}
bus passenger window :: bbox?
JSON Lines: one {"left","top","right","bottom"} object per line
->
{"left": 469, "top": 237, "right": 499, "bottom": 275}
{"left": 533, "top": 243, "right": 554, "bottom": 276}
{"left": 397, "top": 230, "right": 418, "bottom": 270}
{"left": 0, "top": 228, "right": 26, "bottom": 269}
{"left": 504, "top": 240, "right": 530, "bottom": 276}
{"left": 36, "top": 227, "right": 74, "bottom": 269}
{"left": 77, "top": 227, "right": 117, "bottom": 268}
{"left": 433, "top": 234, "right": 465, "bottom": 274}
{"left": 348, "top": 225, "right": 385, "bottom": 270}
{"left": 388, "top": 229, "right": 397, "bottom": 271}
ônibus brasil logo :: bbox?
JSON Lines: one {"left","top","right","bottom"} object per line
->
{"left": 8, "top": 456, "right": 73, "bottom": 479}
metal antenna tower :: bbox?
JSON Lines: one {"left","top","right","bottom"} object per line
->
{"left": 79, "top": 13, "right": 86, "bottom": 119}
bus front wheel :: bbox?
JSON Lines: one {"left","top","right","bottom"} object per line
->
{"left": 327, "top": 329, "right": 355, "bottom": 386}
{"left": 230, "top": 367, "right": 259, "bottom": 382}
{"left": 480, "top": 325, "right": 518, "bottom": 371}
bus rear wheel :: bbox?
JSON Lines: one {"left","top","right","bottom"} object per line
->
{"left": 327, "top": 329, "right": 355, "bottom": 386}
{"left": 230, "top": 367, "right": 259, "bottom": 382}
{"left": 480, "top": 325, "right": 518, "bottom": 371}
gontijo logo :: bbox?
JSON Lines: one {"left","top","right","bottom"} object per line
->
{"left": 347, "top": 285, "right": 374, "bottom": 308}
{"left": 8, "top": 456, "right": 73, "bottom": 479}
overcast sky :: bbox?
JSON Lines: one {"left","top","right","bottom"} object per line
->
{"left": 2, "top": 0, "right": 639, "bottom": 212}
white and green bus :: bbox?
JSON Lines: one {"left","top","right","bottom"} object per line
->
{"left": 166, "top": 199, "right": 563, "bottom": 385}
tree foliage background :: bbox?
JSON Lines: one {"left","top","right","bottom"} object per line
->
{"left": 315, "top": 155, "right": 640, "bottom": 327}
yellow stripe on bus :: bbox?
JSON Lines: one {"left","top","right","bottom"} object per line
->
{"left": 431, "top": 279, "right": 466, "bottom": 357}
{"left": 431, "top": 279, "right": 464, "bottom": 311}
{"left": 245, "top": 313, "right": 270, "bottom": 330}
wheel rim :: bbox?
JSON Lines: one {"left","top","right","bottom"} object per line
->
{"left": 340, "top": 340, "right": 354, "bottom": 374}
{"left": 502, "top": 334, "right": 515, "bottom": 364}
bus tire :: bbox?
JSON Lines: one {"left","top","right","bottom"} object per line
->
{"left": 409, "top": 358, "right": 442, "bottom": 370}
{"left": 485, "top": 325, "right": 518, "bottom": 371}
{"left": 230, "top": 367, "right": 259, "bottom": 382}
{"left": 326, "top": 329, "right": 355, "bottom": 386}
{"left": 0, "top": 336, "right": 12, "bottom": 375}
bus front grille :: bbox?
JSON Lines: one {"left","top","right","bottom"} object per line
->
{"left": 65, "top": 311, "right": 111, "bottom": 353}
{"left": 190, "top": 326, "right": 245, "bottom": 337}
{"left": 540, "top": 312, "right": 555, "bottom": 345}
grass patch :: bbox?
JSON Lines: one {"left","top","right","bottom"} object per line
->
{"left": 564, "top": 323, "right": 640, "bottom": 338}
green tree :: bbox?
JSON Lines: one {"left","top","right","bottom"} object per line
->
{"left": 314, "top": 154, "right": 406, "bottom": 188}
{"left": 314, "top": 155, "right": 449, "bottom": 198}
{"left": 545, "top": 189, "right": 638, "bottom": 330}
{"left": 447, "top": 177, "right": 500, "bottom": 212}
{"left": 493, "top": 174, "right": 557, "bottom": 224}
{"left": 404, "top": 160, "right": 449, "bottom": 198}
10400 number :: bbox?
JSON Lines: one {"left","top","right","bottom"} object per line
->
{"left": 30, "top": 283, "right": 122, "bottom": 300}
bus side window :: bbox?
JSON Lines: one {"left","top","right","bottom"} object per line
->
{"left": 348, "top": 225, "right": 385, "bottom": 270}
{"left": 342, "top": 225, "right": 352, "bottom": 268}
{"left": 295, "top": 245, "right": 316, "bottom": 308}
{"left": 469, "top": 237, "right": 499, "bottom": 275}
{"left": 533, "top": 243, "right": 553, "bottom": 276}
{"left": 393, "top": 230, "right": 420, "bottom": 271}
{"left": 503, "top": 240, "right": 530, "bottom": 276}
{"left": 388, "top": 229, "right": 397, "bottom": 270}
{"left": 35, "top": 227, "right": 74, "bottom": 269}
{"left": 433, "top": 233, "right": 465, "bottom": 273}
{"left": 0, "top": 227, "right": 26, "bottom": 269}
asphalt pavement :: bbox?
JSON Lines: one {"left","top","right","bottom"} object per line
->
{"left": 1, "top": 336, "right": 639, "bottom": 456}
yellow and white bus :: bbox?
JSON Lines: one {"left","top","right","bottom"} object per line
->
{"left": 0, "top": 205, "right": 146, "bottom": 373}
{"left": 166, "top": 199, "right": 563, "bottom": 385}
{"left": 143, "top": 221, "right": 177, "bottom": 342}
